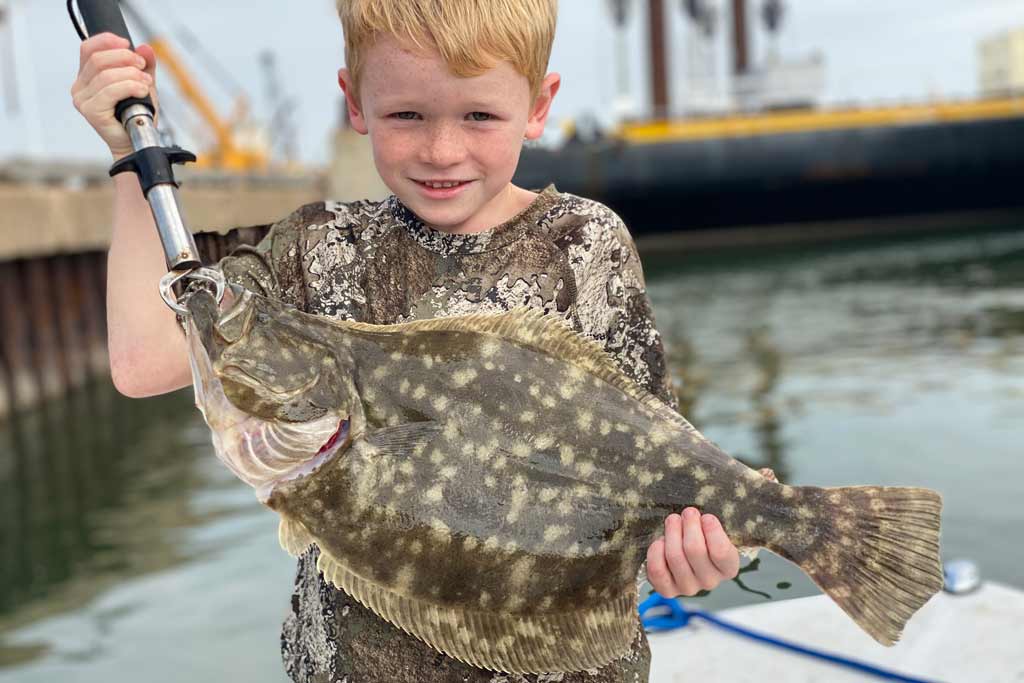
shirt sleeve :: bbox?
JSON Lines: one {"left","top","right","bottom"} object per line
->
{"left": 212, "top": 205, "right": 316, "bottom": 311}
{"left": 572, "top": 210, "right": 680, "bottom": 411}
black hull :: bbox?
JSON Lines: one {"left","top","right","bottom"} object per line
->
{"left": 515, "top": 116, "right": 1024, "bottom": 236}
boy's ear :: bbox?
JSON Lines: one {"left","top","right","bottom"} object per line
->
{"left": 524, "top": 72, "right": 562, "bottom": 141}
{"left": 338, "top": 67, "right": 369, "bottom": 135}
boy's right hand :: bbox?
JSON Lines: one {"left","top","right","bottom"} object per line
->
{"left": 71, "top": 32, "right": 159, "bottom": 160}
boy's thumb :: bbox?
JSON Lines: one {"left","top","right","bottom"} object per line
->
{"left": 136, "top": 44, "right": 158, "bottom": 78}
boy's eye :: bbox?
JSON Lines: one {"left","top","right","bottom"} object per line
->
{"left": 468, "top": 112, "right": 494, "bottom": 122}
{"left": 392, "top": 112, "right": 420, "bottom": 120}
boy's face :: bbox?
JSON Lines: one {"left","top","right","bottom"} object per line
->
{"left": 339, "top": 35, "right": 560, "bottom": 234}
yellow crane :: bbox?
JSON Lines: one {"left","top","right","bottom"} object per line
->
{"left": 122, "top": 2, "right": 269, "bottom": 172}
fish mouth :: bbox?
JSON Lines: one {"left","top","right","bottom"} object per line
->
{"left": 186, "top": 314, "right": 351, "bottom": 503}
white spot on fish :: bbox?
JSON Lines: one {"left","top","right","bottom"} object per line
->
{"left": 559, "top": 445, "right": 575, "bottom": 466}
{"left": 520, "top": 411, "right": 536, "bottom": 423}
{"left": 667, "top": 453, "right": 687, "bottom": 467}
{"left": 451, "top": 368, "right": 478, "bottom": 388}
{"left": 399, "top": 379, "right": 410, "bottom": 395}
{"left": 735, "top": 484, "right": 747, "bottom": 499}
{"left": 695, "top": 485, "right": 717, "bottom": 505}
{"left": 558, "top": 383, "right": 578, "bottom": 400}
{"left": 480, "top": 339, "right": 500, "bottom": 358}
{"left": 534, "top": 434, "right": 554, "bottom": 450}
{"left": 432, "top": 396, "right": 449, "bottom": 412}
{"left": 412, "top": 384, "right": 427, "bottom": 400}
{"left": 544, "top": 525, "right": 570, "bottom": 543}
{"left": 693, "top": 466, "right": 709, "bottom": 481}
{"left": 576, "top": 411, "right": 593, "bottom": 431}
{"left": 649, "top": 425, "right": 672, "bottom": 446}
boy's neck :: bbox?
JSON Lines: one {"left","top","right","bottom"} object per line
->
{"left": 420, "top": 184, "right": 540, "bottom": 236}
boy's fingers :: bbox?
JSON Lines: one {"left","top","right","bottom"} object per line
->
{"left": 78, "top": 33, "right": 131, "bottom": 74}
{"left": 663, "top": 512, "right": 698, "bottom": 595}
{"left": 80, "top": 80, "right": 151, "bottom": 119}
{"left": 703, "top": 514, "right": 740, "bottom": 579}
{"left": 74, "top": 67, "right": 150, "bottom": 112}
{"left": 136, "top": 44, "right": 158, "bottom": 78}
{"left": 645, "top": 537, "right": 674, "bottom": 596}
{"left": 78, "top": 48, "right": 146, "bottom": 90}
{"left": 681, "top": 507, "right": 717, "bottom": 589}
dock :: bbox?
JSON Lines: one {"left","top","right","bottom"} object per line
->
{"left": 0, "top": 161, "right": 323, "bottom": 419}
{"left": 648, "top": 581, "right": 1024, "bottom": 682}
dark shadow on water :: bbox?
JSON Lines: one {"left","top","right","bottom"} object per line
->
{"left": 0, "top": 379, "right": 213, "bottom": 668}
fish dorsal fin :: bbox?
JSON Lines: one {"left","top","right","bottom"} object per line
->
{"left": 336, "top": 308, "right": 694, "bottom": 433}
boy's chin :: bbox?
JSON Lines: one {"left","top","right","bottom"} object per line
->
{"left": 397, "top": 187, "right": 488, "bottom": 233}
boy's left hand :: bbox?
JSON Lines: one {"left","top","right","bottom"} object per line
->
{"left": 646, "top": 507, "right": 740, "bottom": 597}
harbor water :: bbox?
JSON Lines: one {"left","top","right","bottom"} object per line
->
{"left": 1, "top": 224, "right": 1022, "bottom": 682}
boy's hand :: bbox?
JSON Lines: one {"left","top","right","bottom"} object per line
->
{"left": 646, "top": 507, "right": 740, "bottom": 597}
{"left": 71, "top": 32, "right": 159, "bottom": 160}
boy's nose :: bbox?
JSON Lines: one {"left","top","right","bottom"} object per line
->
{"left": 420, "top": 122, "right": 466, "bottom": 168}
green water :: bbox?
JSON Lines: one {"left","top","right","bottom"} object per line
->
{"left": 1, "top": 226, "right": 1023, "bottom": 681}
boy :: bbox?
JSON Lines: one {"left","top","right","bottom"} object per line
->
{"left": 71, "top": 1, "right": 741, "bottom": 680}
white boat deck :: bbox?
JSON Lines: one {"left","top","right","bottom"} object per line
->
{"left": 648, "top": 582, "right": 1024, "bottom": 683}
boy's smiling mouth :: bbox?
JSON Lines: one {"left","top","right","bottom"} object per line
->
{"left": 412, "top": 178, "right": 475, "bottom": 198}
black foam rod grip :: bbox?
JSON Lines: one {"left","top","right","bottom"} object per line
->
{"left": 76, "top": 0, "right": 155, "bottom": 120}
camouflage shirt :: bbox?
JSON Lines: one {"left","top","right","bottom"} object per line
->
{"left": 216, "top": 184, "right": 677, "bottom": 683}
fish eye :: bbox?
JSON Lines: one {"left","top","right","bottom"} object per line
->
{"left": 256, "top": 312, "right": 270, "bottom": 324}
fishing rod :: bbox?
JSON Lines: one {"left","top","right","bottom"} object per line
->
{"left": 67, "top": 0, "right": 223, "bottom": 314}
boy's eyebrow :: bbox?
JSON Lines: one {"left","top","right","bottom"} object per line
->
{"left": 374, "top": 96, "right": 508, "bottom": 111}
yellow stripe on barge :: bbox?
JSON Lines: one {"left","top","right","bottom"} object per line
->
{"left": 618, "top": 97, "right": 1024, "bottom": 144}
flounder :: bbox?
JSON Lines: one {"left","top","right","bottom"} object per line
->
{"left": 183, "top": 285, "right": 943, "bottom": 674}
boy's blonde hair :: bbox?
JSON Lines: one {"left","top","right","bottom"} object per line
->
{"left": 338, "top": 0, "right": 558, "bottom": 100}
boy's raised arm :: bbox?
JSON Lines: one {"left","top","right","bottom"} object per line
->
{"left": 72, "top": 33, "right": 191, "bottom": 397}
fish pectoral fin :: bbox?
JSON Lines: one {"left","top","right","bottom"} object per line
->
{"left": 278, "top": 514, "right": 316, "bottom": 557}
{"left": 363, "top": 421, "right": 444, "bottom": 459}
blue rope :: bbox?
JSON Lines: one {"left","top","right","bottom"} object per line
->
{"left": 638, "top": 593, "right": 939, "bottom": 683}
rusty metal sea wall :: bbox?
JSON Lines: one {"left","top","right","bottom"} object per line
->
{"left": 0, "top": 166, "right": 312, "bottom": 420}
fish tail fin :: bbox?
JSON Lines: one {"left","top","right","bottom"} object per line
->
{"left": 771, "top": 485, "right": 943, "bottom": 646}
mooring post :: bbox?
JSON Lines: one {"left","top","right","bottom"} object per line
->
{"left": 53, "top": 254, "right": 88, "bottom": 390}
{"left": 21, "top": 258, "right": 66, "bottom": 402}
{"left": 0, "top": 261, "right": 38, "bottom": 414}
{"left": 75, "top": 251, "right": 109, "bottom": 377}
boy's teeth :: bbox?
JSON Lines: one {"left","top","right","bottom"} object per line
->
{"left": 426, "top": 181, "right": 460, "bottom": 189}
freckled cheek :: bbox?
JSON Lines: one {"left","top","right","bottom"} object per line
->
{"left": 369, "top": 131, "right": 419, "bottom": 173}
{"left": 468, "top": 130, "right": 525, "bottom": 175}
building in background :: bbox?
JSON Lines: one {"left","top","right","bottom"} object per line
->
{"left": 979, "top": 27, "right": 1024, "bottom": 97}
